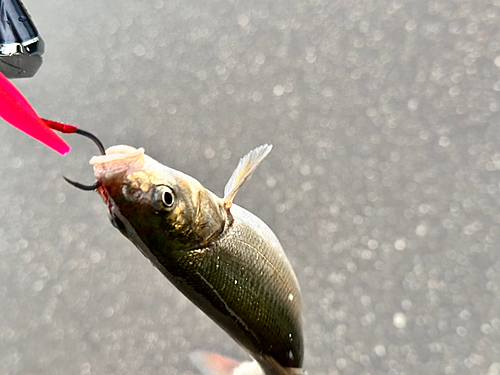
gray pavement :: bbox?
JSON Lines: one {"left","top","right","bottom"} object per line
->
{"left": 1, "top": 0, "right": 500, "bottom": 374}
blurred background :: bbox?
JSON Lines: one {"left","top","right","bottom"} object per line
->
{"left": 1, "top": 0, "right": 500, "bottom": 374}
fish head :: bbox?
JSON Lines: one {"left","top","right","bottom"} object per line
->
{"left": 90, "top": 145, "right": 226, "bottom": 252}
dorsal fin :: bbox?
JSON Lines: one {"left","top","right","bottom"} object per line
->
{"left": 223, "top": 144, "right": 272, "bottom": 210}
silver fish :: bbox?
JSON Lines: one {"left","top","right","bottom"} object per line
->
{"left": 89, "top": 144, "right": 304, "bottom": 375}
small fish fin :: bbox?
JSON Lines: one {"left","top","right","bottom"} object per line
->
{"left": 189, "top": 351, "right": 240, "bottom": 375}
{"left": 223, "top": 144, "right": 273, "bottom": 210}
{"left": 189, "top": 351, "right": 262, "bottom": 375}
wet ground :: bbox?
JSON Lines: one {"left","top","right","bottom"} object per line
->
{"left": 1, "top": 0, "right": 500, "bottom": 374}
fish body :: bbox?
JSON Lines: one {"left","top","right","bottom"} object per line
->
{"left": 90, "top": 145, "right": 304, "bottom": 375}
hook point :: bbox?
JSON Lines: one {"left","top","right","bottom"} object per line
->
{"left": 63, "top": 176, "right": 101, "bottom": 191}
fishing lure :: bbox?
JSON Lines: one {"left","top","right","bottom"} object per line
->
{"left": 0, "top": 70, "right": 70, "bottom": 153}
{"left": 0, "top": 0, "right": 44, "bottom": 78}
{"left": 0, "top": 71, "right": 105, "bottom": 187}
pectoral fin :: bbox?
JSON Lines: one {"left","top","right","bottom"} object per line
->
{"left": 223, "top": 144, "right": 273, "bottom": 210}
{"left": 189, "top": 351, "right": 263, "bottom": 375}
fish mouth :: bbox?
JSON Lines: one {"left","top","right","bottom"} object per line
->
{"left": 90, "top": 145, "right": 146, "bottom": 181}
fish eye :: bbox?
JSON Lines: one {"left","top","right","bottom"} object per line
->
{"left": 156, "top": 185, "right": 175, "bottom": 209}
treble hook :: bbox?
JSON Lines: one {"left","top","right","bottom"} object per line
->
{"left": 42, "top": 119, "right": 106, "bottom": 191}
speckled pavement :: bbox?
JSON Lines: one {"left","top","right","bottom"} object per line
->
{"left": 1, "top": 1, "right": 499, "bottom": 374}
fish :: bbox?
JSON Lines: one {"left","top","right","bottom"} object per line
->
{"left": 0, "top": 58, "right": 305, "bottom": 375}
{"left": 88, "top": 144, "right": 305, "bottom": 375}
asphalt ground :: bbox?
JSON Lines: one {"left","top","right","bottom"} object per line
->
{"left": 1, "top": 1, "right": 499, "bottom": 374}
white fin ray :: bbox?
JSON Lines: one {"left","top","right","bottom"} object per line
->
{"left": 223, "top": 144, "right": 273, "bottom": 210}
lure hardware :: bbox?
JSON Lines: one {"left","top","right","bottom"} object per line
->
{"left": 0, "top": 0, "right": 45, "bottom": 78}
{"left": 60, "top": 130, "right": 105, "bottom": 190}
{"left": 0, "top": 70, "right": 105, "bottom": 189}
{"left": 43, "top": 119, "right": 106, "bottom": 191}
{"left": 43, "top": 119, "right": 106, "bottom": 155}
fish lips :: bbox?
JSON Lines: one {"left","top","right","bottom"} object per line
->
{"left": 90, "top": 145, "right": 151, "bottom": 218}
